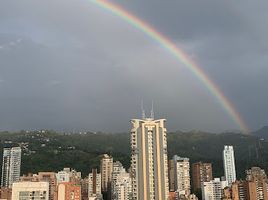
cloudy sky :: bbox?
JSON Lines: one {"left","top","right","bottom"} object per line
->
{"left": 0, "top": 0, "right": 267, "bottom": 133}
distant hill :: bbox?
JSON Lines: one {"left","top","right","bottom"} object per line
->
{"left": 0, "top": 130, "right": 267, "bottom": 179}
{"left": 252, "top": 126, "right": 268, "bottom": 139}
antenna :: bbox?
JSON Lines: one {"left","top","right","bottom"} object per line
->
{"left": 141, "top": 100, "right": 146, "bottom": 119}
{"left": 150, "top": 100, "right": 154, "bottom": 119}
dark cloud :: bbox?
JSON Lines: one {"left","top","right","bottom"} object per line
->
{"left": 0, "top": 0, "right": 267, "bottom": 132}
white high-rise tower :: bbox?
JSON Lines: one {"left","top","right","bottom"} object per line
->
{"left": 223, "top": 145, "right": 236, "bottom": 185}
{"left": 130, "top": 108, "right": 169, "bottom": 200}
{"left": 1, "top": 146, "right": 22, "bottom": 188}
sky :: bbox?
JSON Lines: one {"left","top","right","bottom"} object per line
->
{"left": 0, "top": 0, "right": 268, "bottom": 133}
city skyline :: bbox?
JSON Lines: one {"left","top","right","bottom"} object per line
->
{"left": 1, "top": 1, "right": 268, "bottom": 199}
{"left": 0, "top": 112, "right": 266, "bottom": 200}
{"left": 1, "top": 126, "right": 266, "bottom": 200}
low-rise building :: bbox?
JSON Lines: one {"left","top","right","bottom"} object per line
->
{"left": 57, "top": 182, "right": 81, "bottom": 200}
{"left": 201, "top": 178, "right": 227, "bottom": 200}
{"left": 56, "top": 168, "right": 81, "bottom": 184}
{"left": 0, "top": 187, "right": 12, "bottom": 200}
{"left": 12, "top": 181, "right": 49, "bottom": 200}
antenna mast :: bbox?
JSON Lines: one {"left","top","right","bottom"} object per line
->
{"left": 141, "top": 100, "right": 146, "bottom": 119}
{"left": 150, "top": 100, "right": 154, "bottom": 119}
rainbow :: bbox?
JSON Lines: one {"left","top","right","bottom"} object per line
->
{"left": 89, "top": 0, "right": 249, "bottom": 134}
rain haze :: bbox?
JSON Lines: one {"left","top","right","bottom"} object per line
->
{"left": 0, "top": 0, "right": 268, "bottom": 133}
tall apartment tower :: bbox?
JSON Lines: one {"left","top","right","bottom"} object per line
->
{"left": 223, "top": 145, "right": 236, "bottom": 185}
{"left": 192, "top": 162, "right": 213, "bottom": 192}
{"left": 168, "top": 159, "right": 176, "bottom": 191}
{"left": 38, "top": 172, "right": 57, "bottom": 200}
{"left": 224, "top": 180, "right": 258, "bottom": 200}
{"left": 130, "top": 111, "right": 169, "bottom": 200}
{"left": 100, "top": 154, "right": 113, "bottom": 193}
{"left": 88, "top": 169, "right": 102, "bottom": 199}
{"left": 246, "top": 167, "right": 268, "bottom": 200}
{"left": 111, "top": 161, "right": 132, "bottom": 200}
{"left": 169, "top": 155, "right": 191, "bottom": 197}
{"left": 1, "top": 146, "right": 21, "bottom": 188}
{"left": 111, "top": 161, "right": 124, "bottom": 199}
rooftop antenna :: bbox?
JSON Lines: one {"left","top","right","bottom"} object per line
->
{"left": 141, "top": 100, "right": 146, "bottom": 119}
{"left": 150, "top": 100, "right": 154, "bottom": 119}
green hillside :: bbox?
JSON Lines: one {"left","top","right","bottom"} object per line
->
{"left": 0, "top": 130, "right": 267, "bottom": 179}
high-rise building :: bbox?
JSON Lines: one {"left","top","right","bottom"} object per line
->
{"left": 12, "top": 181, "right": 49, "bottom": 200}
{"left": 111, "top": 161, "right": 124, "bottom": 199}
{"left": 112, "top": 173, "right": 132, "bottom": 200}
{"left": 81, "top": 177, "right": 89, "bottom": 200}
{"left": 192, "top": 162, "right": 213, "bottom": 192}
{"left": 57, "top": 182, "right": 81, "bottom": 200}
{"left": 223, "top": 145, "right": 236, "bottom": 185}
{"left": 88, "top": 169, "right": 102, "bottom": 200}
{"left": 38, "top": 172, "right": 57, "bottom": 200}
{"left": 225, "top": 180, "right": 258, "bottom": 200}
{"left": 130, "top": 113, "right": 169, "bottom": 200}
{"left": 201, "top": 178, "right": 228, "bottom": 200}
{"left": 169, "top": 159, "right": 176, "bottom": 191}
{"left": 111, "top": 161, "right": 132, "bottom": 200}
{"left": 246, "top": 167, "right": 268, "bottom": 200}
{"left": 100, "top": 154, "right": 113, "bottom": 193}
{"left": 1, "top": 146, "right": 22, "bottom": 188}
{"left": 169, "top": 155, "right": 191, "bottom": 197}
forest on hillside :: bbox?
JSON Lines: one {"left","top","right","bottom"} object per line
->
{"left": 0, "top": 130, "right": 267, "bottom": 179}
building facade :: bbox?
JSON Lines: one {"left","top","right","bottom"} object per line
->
{"left": 246, "top": 167, "right": 268, "bottom": 200}
{"left": 169, "top": 155, "right": 191, "bottom": 197}
{"left": 57, "top": 182, "right": 81, "bottom": 200}
{"left": 113, "top": 172, "right": 132, "bottom": 200}
{"left": 130, "top": 116, "right": 169, "bottom": 200}
{"left": 192, "top": 162, "right": 213, "bottom": 192}
{"left": 38, "top": 172, "right": 57, "bottom": 200}
{"left": 111, "top": 161, "right": 124, "bottom": 199}
{"left": 12, "top": 181, "right": 49, "bottom": 200}
{"left": 169, "top": 159, "right": 176, "bottom": 192}
{"left": 111, "top": 161, "right": 132, "bottom": 200}
{"left": 88, "top": 169, "right": 102, "bottom": 199}
{"left": 100, "top": 154, "right": 113, "bottom": 193}
{"left": 0, "top": 187, "right": 12, "bottom": 200}
{"left": 56, "top": 169, "right": 70, "bottom": 183}
{"left": 1, "top": 147, "right": 21, "bottom": 188}
{"left": 223, "top": 146, "right": 236, "bottom": 185}
{"left": 201, "top": 178, "right": 228, "bottom": 200}
{"left": 56, "top": 168, "right": 81, "bottom": 184}
{"left": 230, "top": 180, "right": 257, "bottom": 200}
{"left": 81, "top": 177, "right": 89, "bottom": 200}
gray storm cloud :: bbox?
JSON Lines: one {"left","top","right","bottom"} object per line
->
{"left": 0, "top": 0, "right": 267, "bottom": 132}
